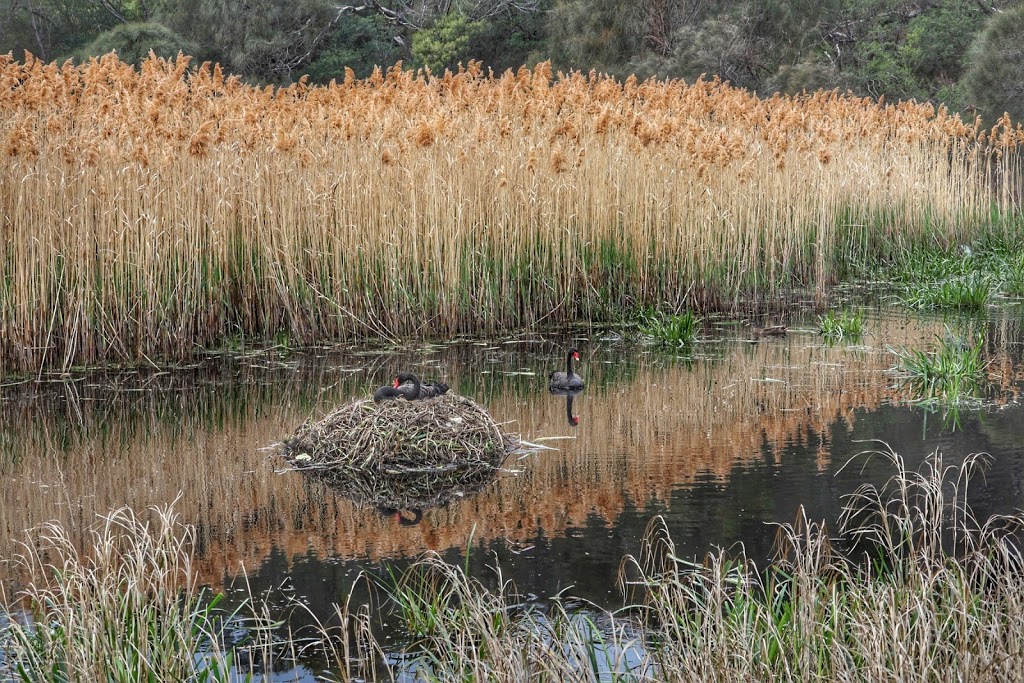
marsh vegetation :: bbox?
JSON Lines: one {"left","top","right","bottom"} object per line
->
{"left": 2, "top": 54, "right": 1023, "bottom": 374}
{"left": 3, "top": 47, "right": 1024, "bottom": 682}
{"left": 5, "top": 446, "right": 1024, "bottom": 682}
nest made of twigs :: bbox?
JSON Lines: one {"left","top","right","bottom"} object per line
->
{"left": 283, "top": 393, "right": 518, "bottom": 476}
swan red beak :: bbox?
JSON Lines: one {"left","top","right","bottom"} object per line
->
{"left": 392, "top": 378, "right": 400, "bottom": 388}
{"left": 573, "top": 351, "right": 580, "bottom": 360}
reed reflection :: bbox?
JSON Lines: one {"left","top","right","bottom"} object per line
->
{"left": 1, "top": 314, "right": 1022, "bottom": 589}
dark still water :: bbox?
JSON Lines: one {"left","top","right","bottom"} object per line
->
{"left": 2, "top": 308, "right": 1024, "bottom": 673}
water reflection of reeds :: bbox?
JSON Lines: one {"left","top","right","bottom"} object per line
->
{"left": 1, "top": 314, "right": 1021, "bottom": 586}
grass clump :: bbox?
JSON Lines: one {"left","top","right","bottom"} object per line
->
{"left": 996, "top": 251, "right": 1024, "bottom": 296}
{"left": 637, "top": 308, "right": 700, "bottom": 349}
{"left": 817, "top": 309, "right": 866, "bottom": 343}
{"left": 620, "top": 446, "right": 1020, "bottom": 681}
{"left": 898, "top": 272, "right": 995, "bottom": 311}
{"left": 0, "top": 506, "right": 270, "bottom": 682}
{"left": 891, "top": 327, "right": 989, "bottom": 403}
{"left": 376, "top": 552, "right": 646, "bottom": 681}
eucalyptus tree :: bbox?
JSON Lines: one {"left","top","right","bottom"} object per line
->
{"left": 0, "top": 0, "right": 119, "bottom": 60}
{"left": 335, "top": 0, "right": 541, "bottom": 30}
{"left": 962, "top": 3, "right": 1024, "bottom": 124}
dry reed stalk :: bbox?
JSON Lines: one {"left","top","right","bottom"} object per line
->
{"left": 1, "top": 54, "right": 1022, "bottom": 373}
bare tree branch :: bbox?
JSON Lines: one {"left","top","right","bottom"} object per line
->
{"left": 336, "top": 0, "right": 539, "bottom": 30}
{"left": 92, "top": 0, "right": 127, "bottom": 23}
{"left": 21, "top": 0, "right": 51, "bottom": 60}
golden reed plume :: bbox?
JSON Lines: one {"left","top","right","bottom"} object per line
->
{"left": 1, "top": 53, "right": 1021, "bottom": 373}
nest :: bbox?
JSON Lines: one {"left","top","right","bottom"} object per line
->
{"left": 283, "top": 393, "right": 517, "bottom": 478}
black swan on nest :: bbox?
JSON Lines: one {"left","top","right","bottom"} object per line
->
{"left": 395, "top": 372, "right": 449, "bottom": 400}
{"left": 373, "top": 372, "right": 449, "bottom": 401}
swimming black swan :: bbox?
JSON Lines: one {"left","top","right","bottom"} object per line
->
{"left": 395, "top": 372, "right": 450, "bottom": 400}
{"left": 549, "top": 348, "right": 584, "bottom": 391}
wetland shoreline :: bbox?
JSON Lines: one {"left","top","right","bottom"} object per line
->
{"left": 4, "top": 52, "right": 1024, "bottom": 681}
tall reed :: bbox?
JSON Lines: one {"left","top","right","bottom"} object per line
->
{"left": 0, "top": 505, "right": 274, "bottom": 681}
{"left": 2, "top": 53, "right": 1022, "bottom": 373}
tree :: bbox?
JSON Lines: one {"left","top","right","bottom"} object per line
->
{"left": 157, "top": 0, "right": 345, "bottom": 82}
{"left": 303, "top": 13, "right": 405, "bottom": 81}
{"left": 1, "top": 0, "right": 120, "bottom": 61}
{"left": 411, "top": 11, "right": 482, "bottom": 72}
{"left": 467, "top": 0, "right": 549, "bottom": 71}
{"left": 78, "top": 20, "right": 197, "bottom": 64}
{"left": 962, "top": 3, "right": 1024, "bottom": 124}
{"left": 546, "top": 0, "right": 642, "bottom": 77}
{"left": 336, "top": 0, "right": 540, "bottom": 30}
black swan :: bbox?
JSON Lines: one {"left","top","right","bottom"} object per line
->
{"left": 549, "top": 348, "right": 584, "bottom": 391}
{"left": 373, "top": 384, "right": 407, "bottom": 402}
{"left": 395, "top": 372, "right": 450, "bottom": 400}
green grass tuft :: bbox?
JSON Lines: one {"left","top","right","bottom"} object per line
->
{"left": 897, "top": 272, "right": 994, "bottom": 311}
{"left": 637, "top": 308, "right": 700, "bottom": 349}
{"left": 997, "top": 251, "right": 1024, "bottom": 296}
{"left": 817, "top": 309, "right": 866, "bottom": 343}
{"left": 891, "top": 327, "right": 988, "bottom": 403}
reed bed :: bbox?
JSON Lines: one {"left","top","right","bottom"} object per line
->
{"left": 0, "top": 505, "right": 277, "bottom": 682}
{"left": 355, "top": 446, "right": 1024, "bottom": 682}
{"left": 2, "top": 53, "right": 1022, "bottom": 373}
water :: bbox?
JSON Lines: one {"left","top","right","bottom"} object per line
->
{"left": 2, "top": 306, "right": 1024, "bottom": 677}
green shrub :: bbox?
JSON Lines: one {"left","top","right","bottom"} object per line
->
{"left": 892, "top": 328, "right": 988, "bottom": 403}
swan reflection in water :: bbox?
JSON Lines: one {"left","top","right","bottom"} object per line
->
{"left": 376, "top": 507, "right": 423, "bottom": 526}
{"left": 550, "top": 386, "right": 582, "bottom": 427}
